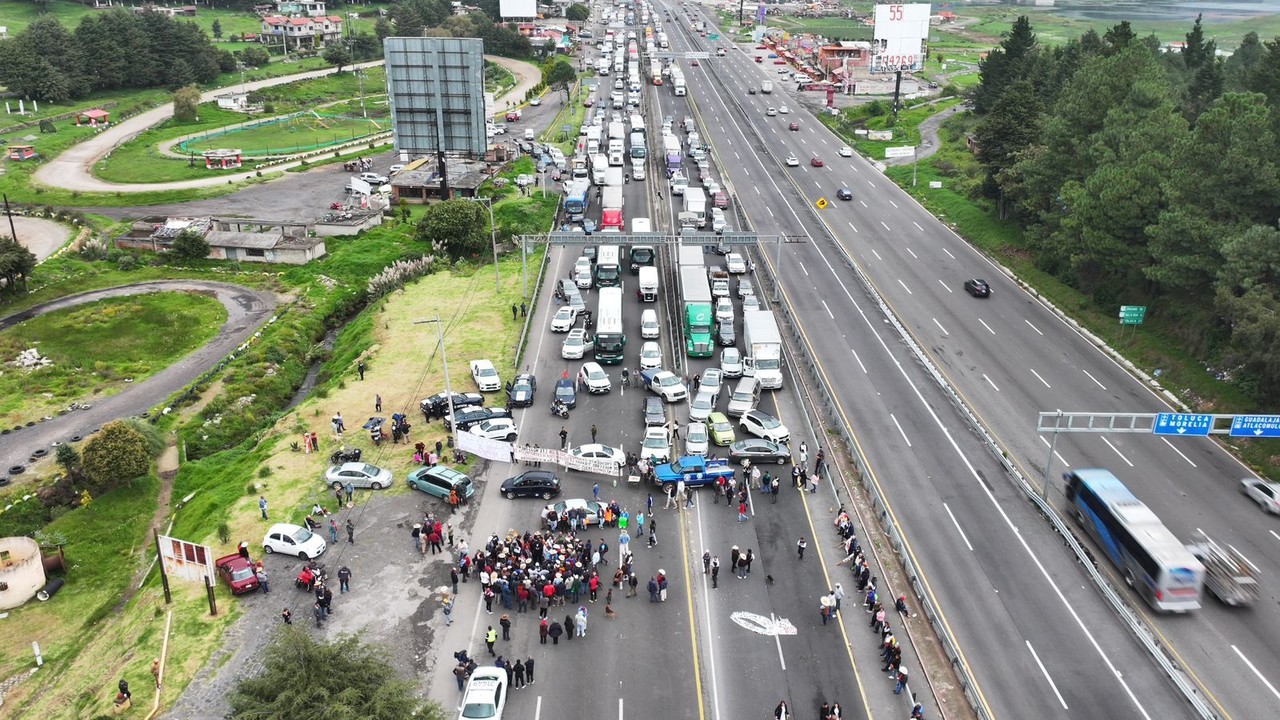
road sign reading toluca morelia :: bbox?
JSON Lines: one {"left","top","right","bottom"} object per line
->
{"left": 1119, "top": 305, "right": 1146, "bottom": 325}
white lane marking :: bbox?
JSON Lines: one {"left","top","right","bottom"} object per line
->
{"left": 821, "top": 300, "right": 834, "bottom": 319}
{"left": 932, "top": 318, "right": 949, "bottom": 336}
{"left": 938, "top": 280, "right": 952, "bottom": 293}
{"left": 859, "top": 200, "right": 868, "bottom": 208}
{"left": 942, "top": 247, "right": 956, "bottom": 259}
{"left": 1233, "top": 645, "right": 1280, "bottom": 702}
{"left": 848, "top": 221, "right": 858, "bottom": 232}
{"left": 905, "top": 247, "right": 918, "bottom": 259}
{"left": 770, "top": 612, "right": 788, "bottom": 669}
{"left": 1029, "top": 368, "right": 1051, "bottom": 389}
{"left": 978, "top": 319, "right": 996, "bottom": 335}
{"left": 735, "top": 151, "right": 740, "bottom": 160}
{"left": 535, "top": 695, "right": 542, "bottom": 720}
{"left": 1025, "top": 319, "right": 1044, "bottom": 336}
{"left": 1160, "top": 437, "right": 1198, "bottom": 468}
{"left": 897, "top": 279, "right": 913, "bottom": 294}
{"left": 1038, "top": 435, "right": 1070, "bottom": 467}
{"left": 767, "top": 206, "right": 774, "bottom": 217}
{"left": 913, "top": 221, "right": 924, "bottom": 231}
{"left": 618, "top": 697, "right": 624, "bottom": 720}
{"left": 871, "top": 248, "right": 883, "bottom": 260}
{"left": 799, "top": 262, "right": 809, "bottom": 277}
{"left": 851, "top": 348, "right": 868, "bottom": 374}
{"left": 755, "top": 186, "right": 761, "bottom": 194}
{"left": 983, "top": 374, "right": 1001, "bottom": 392}
{"left": 880, "top": 221, "right": 891, "bottom": 232}
{"left": 815, "top": 180, "right": 822, "bottom": 189}
{"left": 1271, "top": 530, "right": 1280, "bottom": 542}
{"left": 1027, "top": 641, "right": 1069, "bottom": 709}
{"left": 1101, "top": 436, "right": 1134, "bottom": 467}
{"left": 943, "top": 502, "right": 974, "bottom": 551}
{"left": 1082, "top": 368, "right": 1107, "bottom": 390}
{"left": 867, "top": 180, "right": 877, "bottom": 188}
{"left": 690, "top": 502, "right": 724, "bottom": 720}
{"left": 889, "top": 200, "right": 898, "bottom": 208}
{"left": 890, "top": 413, "right": 913, "bottom": 447}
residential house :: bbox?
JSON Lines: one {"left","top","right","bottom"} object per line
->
{"left": 274, "top": 0, "right": 328, "bottom": 17}
{"left": 259, "top": 14, "right": 344, "bottom": 48}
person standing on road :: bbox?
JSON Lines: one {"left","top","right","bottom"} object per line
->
{"left": 484, "top": 626, "right": 498, "bottom": 655}
{"left": 814, "top": 447, "right": 826, "bottom": 476}
{"left": 344, "top": 481, "right": 354, "bottom": 505}
{"left": 711, "top": 556, "right": 720, "bottom": 588}
{"left": 702, "top": 550, "right": 711, "bottom": 574}
{"left": 751, "top": 465, "right": 761, "bottom": 490}
{"left": 796, "top": 537, "right": 807, "bottom": 561}
{"left": 525, "top": 656, "right": 535, "bottom": 684}
{"left": 500, "top": 613, "right": 512, "bottom": 640}
{"left": 281, "top": 607, "right": 292, "bottom": 625}
{"left": 745, "top": 548, "right": 755, "bottom": 575}
{"left": 256, "top": 568, "right": 269, "bottom": 594}
{"left": 329, "top": 518, "right": 339, "bottom": 544}
{"left": 358, "top": 362, "right": 366, "bottom": 381}
{"left": 559, "top": 426, "right": 569, "bottom": 449}
{"left": 345, "top": 519, "right": 355, "bottom": 544}
{"left": 442, "top": 593, "right": 455, "bottom": 626}
{"left": 314, "top": 601, "right": 325, "bottom": 628}
{"left": 771, "top": 476, "right": 780, "bottom": 502}
{"left": 593, "top": 482, "right": 601, "bottom": 501}
{"left": 337, "top": 565, "right": 351, "bottom": 593}
{"left": 591, "top": 424, "right": 598, "bottom": 442}
{"left": 774, "top": 700, "right": 790, "bottom": 720}
{"left": 628, "top": 572, "right": 639, "bottom": 597}
{"left": 513, "top": 659, "right": 526, "bottom": 689}
{"left": 259, "top": 495, "right": 268, "bottom": 520}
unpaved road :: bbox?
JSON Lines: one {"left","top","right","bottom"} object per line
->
{"left": 6, "top": 217, "right": 72, "bottom": 262}
{"left": 0, "top": 281, "right": 277, "bottom": 475}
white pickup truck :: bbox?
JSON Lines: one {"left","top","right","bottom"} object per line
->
{"left": 470, "top": 359, "right": 502, "bottom": 392}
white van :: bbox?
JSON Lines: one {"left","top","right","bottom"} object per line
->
{"left": 640, "top": 309, "right": 660, "bottom": 339}
{"left": 726, "top": 376, "right": 760, "bottom": 417}
{"left": 638, "top": 266, "right": 659, "bottom": 302}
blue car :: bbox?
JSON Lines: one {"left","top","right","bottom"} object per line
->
{"left": 554, "top": 378, "right": 578, "bottom": 408}
{"left": 653, "top": 456, "right": 735, "bottom": 488}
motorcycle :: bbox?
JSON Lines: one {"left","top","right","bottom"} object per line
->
{"left": 330, "top": 447, "right": 362, "bottom": 464}
{"left": 551, "top": 401, "right": 570, "bottom": 419}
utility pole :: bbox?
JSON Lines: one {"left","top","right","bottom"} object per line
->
{"left": 414, "top": 316, "right": 458, "bottom": 449}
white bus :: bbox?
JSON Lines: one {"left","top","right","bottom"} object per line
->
{"left": 1064, "top": 468, "right": 1204, "bottom": 612}
{"left": 593, "top": 287, "right": 626, "bottom": 364}
{"left": 594, "top": 245, "right": 622, "bottom": 288}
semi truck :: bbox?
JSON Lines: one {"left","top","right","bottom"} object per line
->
{"left": 601, "top": 186, "right": 625, "bottom": 231}
{"left": 760, "top": 80, "right": 773, "bottom": 94}
{"left": 679, "top": 266, "right": 714, "bottom": 357}
{"left": 742, "top": 310, "right": 784, "bottom": 389}
{"left": 684, "top": 187, "right": 707, "bottom": 228}
{"left": 604, "top": 165, "right": 624, "bottom": 189}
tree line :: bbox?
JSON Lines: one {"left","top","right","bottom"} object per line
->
{"left": 375, "top": 0, "right": 534, "bottom": 58}
{"left": 0, "top": 12, "right": 234, "bottom": 102}
{"left": 971, "top": 16, "right": 1280, "bottom": 404}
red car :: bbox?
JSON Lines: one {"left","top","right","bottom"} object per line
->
{"left": 774, "top": 60, "right": 787, "bottom": 65}
{"left": 505, "top": 111, "right": 520, "bottom": 122}
{"left": 584, "top": 98, "right": 594, "bottom": 107}
{"left": 755, "top": 56, "right": 763, "bottom": 63}
{"left": 215, "top": 554, "right": 260, "bottom": 595}
{"left": 691, "top": 59, "right": 700, "bottom": 66}
{"left": 789, "top": 122, "right": 800, "bottom": 131}
{"left": 756, "top": 45, "right": 768, "bottom": 50}
{"left": 713, "top": 191, "right": 729, "bottom": 209}
{"left": 810, "top": 156, "right": 824, "bottom": 167}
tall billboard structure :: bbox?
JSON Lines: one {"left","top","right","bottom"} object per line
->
{"left": 870, "top": 4, "right": 930, "bottom": 73}
{"left": 499, "top": 0, "right": 537, "bottom": 19}
{"left": 384, "top": 37, "right": 487, "bottom": 158}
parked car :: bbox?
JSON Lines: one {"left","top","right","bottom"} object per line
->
{"left": 698, "top": 367, "right": 724, "bottom": 402}
{"left": 738, "top": 277, "right": 755, "bottom": 299}
{"left": 407, "top": 465, "right": 474, "bottom": 500}
{"left": 717, "top": 320, "right": 736, "bottom": 347}
{"left": 639, "top": 341, "right": 663, "bottom": 371}
{"left": 579, "top": 362, "right": 612, "bottom": 394}
{"left": 554, "top": 378, "right": 578, "bottom": 408}
{"left": 726, "top": 253, "right": 747, "bottom": 274}
{"left": 639, "top": 426, "right": 671, "bottom": 463}
{"left": 215, "top": 554, "right": 260, "bottom": 594}
{"left": 643, "top": 395, "right": 668, "bottom": 427}
{"left": 357, "top": 171, "right": 388, "bottom": 185}
{"left": 543, "top": 498, "right": 604, "bottom": 527}
{"left": 459, "top": 666, "right": 507, "bottom": 719}
{"left": 325, "top": 462, "right": 393, "bottom": 490}
{"left": 501, "top": 470, "right": 561, "bottom": 499}
{"left": 728, "top": 438, "right": 791, "bottom": 465}
{"left": 707, "top": 412, "right": 736, "bottom": 446}
{"left": 550, "top": 307, "right": 578, "bottom": 332}
{"left": 505, "top": 373, "right": 537, "bottom": 408}
{"left": 715, "top": 296, "right": 735, "bottom": 325}
{"left": 720, "top": 347, "right": 743, "bottom": 377}
{"left": 640, "top": 368, "right": 688, "bottom": 402}
{"left": 263, "top": 523, "right": 327, "bottom": 559}
{"left": 743, "top": 295, "right": 761, "bottom": 312}
{"left": 445, "top": 407, "right": 512, "bottom": 432}
{"left": 570, "top": 444, "right": 627, "bottom": 468}
{"left": 689, "top": 389, "right": 716, "bottom": 423}
{"left": 470, "top": 417, "right": 519, "bottom": 442}
{"left": 420, "top": 391, "right": 484, "bottom": 417}
{"left": 685, "top": 421, "right": 709, "bottom": 456}
{"left": 470, "top": 359, "right": 502, "bottom": 391}
{"left": 964, "top": 278, "right": 992, "bottom": 297}
{"left": 739, "top": 410, "right": 791, "bottom": 443}
{"left": 562, "top": 328, "right": 589, "bottom": 359}
{"left": 653, "top": 455, "right": 734, "bottom": 487}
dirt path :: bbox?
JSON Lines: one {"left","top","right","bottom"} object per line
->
{"left": 884, "top": 101, "right": 966, "bottom": 166}
{"left": 488, "top": 55, "right": 544, "bottom": 107}
{"left": 5, "top": 217, "right": 72, "bottom": 262}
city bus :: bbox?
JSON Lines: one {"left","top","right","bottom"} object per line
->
{"left": 1064, "top": 468, "right": 1204, "bottom": 612}
{"left": 593, "top": 287, "right": 626, "bottom": 364}
{"left": 594, "top": 245, "right": 622, "bottom": 288}
{"left": 565, "top": 180, "right": 591, "bottom": 222}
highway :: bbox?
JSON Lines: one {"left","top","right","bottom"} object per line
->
{"left": 662, "top": 1, "right": 1280, "bottom": 718}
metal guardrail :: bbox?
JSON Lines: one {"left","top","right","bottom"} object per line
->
{"left": 687, "top": 40, "right": 1218, "bottom": 720}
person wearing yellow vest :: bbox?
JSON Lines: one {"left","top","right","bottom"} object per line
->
{"left": 485, "top": 626, "right": 498, "bottom": 656}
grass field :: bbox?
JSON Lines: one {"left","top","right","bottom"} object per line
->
{"left": 0, "top": 0, "right": 382, "bottom": 38}
{"left": 0, "top": 292, "right": 227, "bottom": 428}
{"left": 180, "top": 112, "right": 388, "bottom": 156}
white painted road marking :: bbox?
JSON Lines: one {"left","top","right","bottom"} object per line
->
{"left": 943, "top": 502, "right": 974, "bottom": 551}
{"left": 1028, "top": 641, "right": 1069, "bottom": 709}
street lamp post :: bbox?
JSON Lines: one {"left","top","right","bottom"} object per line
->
{"left": 472, "top": 197, "right": 501, "bottom": 293}
{"left": 414, "top": 316, "right": 458, "bottom": 449}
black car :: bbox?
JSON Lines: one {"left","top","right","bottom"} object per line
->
{"left": 717, "top": 320, "right": 736, "bottom": 347}
{"left": 444, "top": 407, "right": 512, "bottom": 431}
{"left": 500, "top": 470, "right": 562, "bottom": 500}
{"left": 554, "top": 378, "right": 578, "bottom": 408}
{"left": 506, "top": 373, "right": 537, "bottom": 407}
{"left": 836, "top": 187, "right": 853, "bottom": 201}
{"left": 964, "top": 278, "right": 991, "bottom": 298}
{"left": 642, "top": 396, "right": 667, "bottom": 427}
{"left": 582, "top": 245, "right": 598, "bottom": 263}
{"left": 748, "top": 87, "right": 758, "bottom": 95}
{"left": 728, "top": 438, "right": 792, "bottom": 465}
{"left": 420, "top": 391, "right": 484, "bottom": 417}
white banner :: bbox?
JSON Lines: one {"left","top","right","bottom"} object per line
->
{"left": 498, "top": 0, "right": 536, "bottom": 18}
{"left": 158, "top": 535, "right": 216, "bottom": 585}
{"left": 457, "top": 432, "right": 515, "bottom": 463}
{"left": 884, "top": 146, "right": 916, "bottom": 158}
{"left": 511, "top": 445, "right": 624, "bottom": 477}
{"left": 514, "top": 445, "right": 562, "bottom": 465}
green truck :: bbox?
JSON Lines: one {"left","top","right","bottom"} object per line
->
{"left": 680, "top": 265, "right": 714, "bottom": 357}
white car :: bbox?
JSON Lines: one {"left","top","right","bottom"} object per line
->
{"left": 562, "top": 328, "right": 589, "bottom": 359}
{"left": 530, "top": 97, "right": 543, "bottom": 106}
{"left": 263, "top": 523, "right": 327, "bottom": 560}
{"left": 357, "top": 171, "right": 389, "bottom": 185}
{"left": 726, "top": 253, "right": 747, "bottom": 274}
{"left": 711, "top": 208, "right": 728, "bottom": 234}
{"left": 459, "top": 666, "right": 507, "bottom": 720}
{"left": 1241, "top": 478, "right": 1280, "bottom": 514}
{"left": 698, "top": 367, "right": 723, "bottom": 402}
{"left": 838, "top": 145, "right": 854, "bottom": 157}
{"left": 389, "top": 164, "right": 405, "bottom": 175}
{"left": 579, "top": 362, "right": 612, "bottom": 394}
{"left": 632, "top": 164, "right": 646, "bottom": 181}
{"left": 689, "top": 389, "right": 716, "bottom": 423}
{"left": 766, "top": 107, "right": 777, "bottom": 117}
{"left": 738, "top": 277, "right": 755, "bottom": 299}
{"left": 743, "top": 294, "right": 761, "bottom": 311}
{"left": 720, "top": 347, "right": 743, "bottom": 377}
{"left": 470, "top": 417, "right": 519, "bottom": 442}
{"left": 715, "top": 296, "right": 735, "bottom": 325}
{"left": 639, "top": 426, "right": 671, "bottom": 463}
{"left": 779, "top": 105, "right": 789, "bottom": 114}
{"left": 470, "top": 359, "right": 501, "bottom": 392}
{"left": 639, "top": 341, "right": 663, "bottom": 370}
{"left": 685, "top": 422, "right": 709, "bottom": 456}
{"left": 571, "top": 443, "right": 627, "bottom": 467}
{"left": 550, "top": 306, "right": 578, "bottom": 332}
{"left": 785, "top": 155, "right": 799, "bottom": 167}
{"left": 706, "top": 180, "right": 722, "bottom": 195}
{"left": 740, "top": 409, "right": 791, "bottom": 444}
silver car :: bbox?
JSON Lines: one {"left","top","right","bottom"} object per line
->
{"left": 685, "top": 422, "right": 709, "bottom": 456}
{"left": 639, "top": 341, "right": 663, "bottom": 370}
{"left": 698, "top": 367, "right": 723, "bottom": 402}
{"left": 720, "top": 347, "right": 743, "bottom": 377}
{"left": 324, "top": 462, "right": 392, "bottom": 490}
{"left": 689, "top": 389, "right": 716, "bottom": 423}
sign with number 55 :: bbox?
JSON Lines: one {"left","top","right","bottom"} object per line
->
{"left": 873, "top": 4, "right": 931, "bottom": 73}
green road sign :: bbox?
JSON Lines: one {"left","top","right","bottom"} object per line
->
{"left": 1119, "top": 305, "right": 1147, "bottom": 325}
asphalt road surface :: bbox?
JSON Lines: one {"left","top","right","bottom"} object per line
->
{"left": 0, "top": 281, "right": 276, "bottom": 475}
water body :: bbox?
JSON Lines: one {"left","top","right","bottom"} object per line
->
{"left": 1048, "top": 0, "right": 1280, "bottom": 23}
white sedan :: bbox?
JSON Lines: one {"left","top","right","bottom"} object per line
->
{"left": 785, "top": 155, "right": 799, "bottom": 167}
{"left": 639, "top": 341, "right": 663, "bottom": 370}
{"left": 550, "top": 306, "right": 577, "bottom": 332}
{"left": 726, "top": 253, "right": 747, "bottom": 274}
{"left": 562, "top": 328, "right": 589, "bottom": 359}
{"left": 639, "top": 426, "right": 671, "bottom": 463}
{"left": 838, "top": 145, "right": 854, "bottom": 157}
{"left": 779, "top": 105, "right": 789, "bottom": 114}
{"left": 571, "top": 443, "right": 627, "bottom": 467}
{"left": 1241, "top": 478, "right": 1280, "bottom": 514}
{"left": 470, "top": 417, "right": 519, "bottom": 442}
{"left": 263, "top": 523, "right": 327, "bottom": 560}
{"left": 579, "top": 362, "right": 612, "bottom": 394}
{"left": 739, "top": 409, "right": 791, "bottom": 444}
